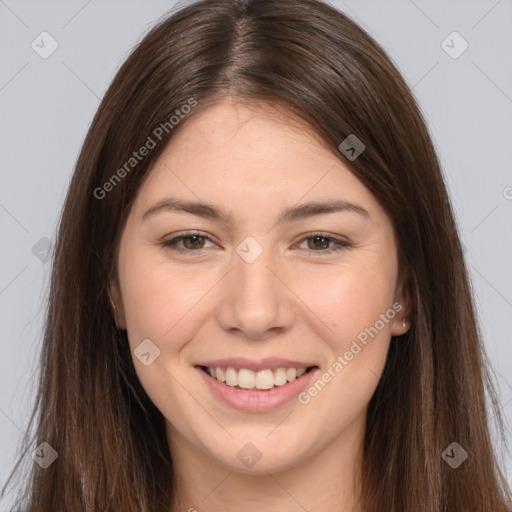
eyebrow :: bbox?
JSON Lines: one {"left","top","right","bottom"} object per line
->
{"left": 141, "top": 197, "right": 370, "bottom": 224}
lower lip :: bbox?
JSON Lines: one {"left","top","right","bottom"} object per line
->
{"left": 195, "top": 366, "right": 319, "bottom": 412}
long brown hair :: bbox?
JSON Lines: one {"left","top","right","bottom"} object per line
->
{"left": 3, "top": 0, "right": 511, "bottom": 510}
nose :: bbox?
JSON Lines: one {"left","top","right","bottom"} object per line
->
{"left": 214, "top": 243, "right": 296, "bottom": 341}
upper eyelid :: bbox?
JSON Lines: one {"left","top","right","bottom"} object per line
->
{"left": 164, "top": 230, "right": 345, "bottom": 239}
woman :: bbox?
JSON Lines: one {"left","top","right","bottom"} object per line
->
{"left": 3, "top": 0, "right": 511, "bottom": 510}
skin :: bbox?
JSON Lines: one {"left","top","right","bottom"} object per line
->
{"left": 111, "top": 97, "right": 410, "bottom": 512}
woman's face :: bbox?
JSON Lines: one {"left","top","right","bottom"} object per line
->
{"left": 111, "top": 98, "right": 409, "bottom": 475}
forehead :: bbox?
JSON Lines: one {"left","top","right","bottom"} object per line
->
{"left": 129, "top": 98, "right": 389, "bottom": 228}
{"left": 166, "top": 98, "right": 337, "bottom": 170}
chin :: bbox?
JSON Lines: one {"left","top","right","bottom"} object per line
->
{"left": 206, "top": 436, "right": 309, "bottom": 475}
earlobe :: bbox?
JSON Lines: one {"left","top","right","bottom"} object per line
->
{"left": 391, "top": 270, "right": 413, "bottom": 336}
{"left": 391, "top": 301, "right": 410, "bottom": 336}
{"left": 108, "top": 281, "right": 127, "bottom": 330}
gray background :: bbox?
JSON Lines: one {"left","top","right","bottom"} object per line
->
{"left": 1, "top": 0, "right": 511, "bottom": 506}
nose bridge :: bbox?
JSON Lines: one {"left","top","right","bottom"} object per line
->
{"left": 215, "top": 235, "right": 295, "bottom": 338}
{"left": 236, "top": 237, "right": 278, "bottom": 299}
{"left": 234, "top": 235, "right": 282, "bottom": 311}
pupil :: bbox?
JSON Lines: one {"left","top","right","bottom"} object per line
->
{"left": 311, "top": 236, "right": 328, "bottom": 250}
{"left": 186, "top": 235, "right": 202, "bottom": 248}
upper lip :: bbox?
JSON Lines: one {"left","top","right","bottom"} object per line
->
{"left": 195, "top": 357, "right": 317, "bottom": 372}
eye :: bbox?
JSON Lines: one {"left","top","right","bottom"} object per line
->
{"left": 161, "top": 231, "right": 217, "bottom": 254}
{"left": 294, "top": 232, "right": 350, "bottom": 255}
{"left": 161, "top": 231, "right": 351, "bottom": 256}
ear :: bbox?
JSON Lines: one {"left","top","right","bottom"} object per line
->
{"left": 108, "top": 279, "right": 127, "bottom": 330}
{"left": 391, "top": 268, "right": 413, "bottom": 336}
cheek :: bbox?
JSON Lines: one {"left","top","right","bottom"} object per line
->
{"left": 118, "top": 240, "right": 202, "bottom": 340}
{"left": 293, "top": 256, "right": 398, "bottom": 348}
{"left": 118, "top": 249, "right": 214, "bottom": 419}
{"left": 293, "top": 255, "right": 398, "bottom": 417}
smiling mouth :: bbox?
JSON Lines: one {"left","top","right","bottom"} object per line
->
{"left": 197, "top": 365, "right": 317, "bottom": 391}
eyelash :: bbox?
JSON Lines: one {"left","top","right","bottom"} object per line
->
{"left": 161, "top": 231, "right": 350, "bottom": 256}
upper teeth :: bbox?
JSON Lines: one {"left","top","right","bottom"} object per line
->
{"left": 207, "top": 366, "right": 308, "bottom": 390}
